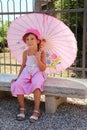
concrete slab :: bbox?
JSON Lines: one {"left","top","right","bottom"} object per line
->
{"left": 0, "top": 74, "right": 87, "bottom": 113}
{"left": 44, "top": 78, "right": 87, "bottom": 99}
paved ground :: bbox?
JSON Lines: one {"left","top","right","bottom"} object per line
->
{"left": 0, "top": 95, "right": 87, "bottom": 130}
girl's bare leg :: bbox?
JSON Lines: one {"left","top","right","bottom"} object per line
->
{"left": 16, "top": 95, "right": 26, "bottom": 121}
{"left": 34, "top": 88, "right": 41, "bottom": 111}
{"left": 30, "top": 88, "right": 41, "bottom": 122}
{"left": 17, "top": 95, "right": 25, "bottom": 113}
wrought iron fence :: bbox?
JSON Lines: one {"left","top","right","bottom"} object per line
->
{"left": 0, "top": 0, "right": 87, "bottom": 78}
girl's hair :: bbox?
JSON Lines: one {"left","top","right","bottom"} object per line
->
{"left": 23, "top": 33, "right": 41, "bottom": 51}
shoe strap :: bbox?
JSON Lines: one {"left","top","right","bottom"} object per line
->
{"left": 17, "top": 113, "right": 25, "bottom": 118}
{"left": 20, "top": 108, "right": 25, "bottom": 111}
{"left": 30, "top": 115, "right": 38, "bottom": 120}
{"left": 34, "top": 110, "right": 40, "bottom": 114}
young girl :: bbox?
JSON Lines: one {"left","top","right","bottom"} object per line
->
{"left": 11, "top": 28, "right": 46, "bottom": 123}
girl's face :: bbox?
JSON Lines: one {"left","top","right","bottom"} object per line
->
{"left": 25, "top": 34, "right": 40, "bottom": 49}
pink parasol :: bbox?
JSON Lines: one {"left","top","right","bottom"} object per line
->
{"left": 7, "top": 13, "right": 77, "bottom": 74}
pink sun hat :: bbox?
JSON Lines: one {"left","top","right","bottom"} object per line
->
{"left": 22, "top": 28, "right": 41, "bottom": 42}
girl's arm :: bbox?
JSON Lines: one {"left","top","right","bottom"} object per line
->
{"left": 36, "top": 51, "right": 46, "bottom": 71}
{"left": 17, "top": 51, "right": 27, "bottom": 78}
{"left": 11, "top": 51, "right": 27, "bottom": 82}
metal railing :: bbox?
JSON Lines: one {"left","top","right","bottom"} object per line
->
{"left": 0, "top": 0, "right": 87, "bottom": 78}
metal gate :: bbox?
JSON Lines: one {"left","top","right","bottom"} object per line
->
{"left": 0, "top": 0, "right": 87, "bottom": 78}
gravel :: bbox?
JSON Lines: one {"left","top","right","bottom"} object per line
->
{"left": 0, "top": 96, "right": 87, "bottom": 130}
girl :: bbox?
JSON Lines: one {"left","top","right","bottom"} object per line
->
{"left": 11, "top": 28, "right": 46, "bottom": 123}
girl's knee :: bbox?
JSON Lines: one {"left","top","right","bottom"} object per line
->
{"left": 34, "top": 88, "right": 41, "bottom": 93}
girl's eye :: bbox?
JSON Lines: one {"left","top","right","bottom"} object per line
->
{"left": 26, "top": 38, "right": 29, "bottom": 40}
{"left": 31, "top": 38, "right": 34, "bottom": 40}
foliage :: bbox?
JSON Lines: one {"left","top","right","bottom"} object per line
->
{"left": 54, "top": 0, "right": 84, "bottom": 66}
{"left": 0, "top": 20, "right": 11, "bottom": 52}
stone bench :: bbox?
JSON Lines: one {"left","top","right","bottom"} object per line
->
{"left": 0, "top": 74, "right": 87, "bottom": 113}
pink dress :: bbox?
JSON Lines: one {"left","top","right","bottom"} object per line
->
{"left": 11, "top": 55, "right": 46, "bottom": 96}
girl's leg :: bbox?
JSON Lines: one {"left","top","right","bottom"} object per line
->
{"left": 17, "top": 95, "right": 26, "bottom": 114}
{"left": 16, "top": 95, "right": 26, "bottom": 121}
{"left": 17, "top": 95, "right": 25, "bottom": 109}
{"left": 34, "top": 88, "right": 41, "bottom": 111}
{"left": 29, "top": 88, "right": 41, "bottom": 122}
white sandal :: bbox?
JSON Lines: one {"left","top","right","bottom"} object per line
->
{"left": 29, "top": 110, "right": 40, "bottom": 123}
{"left": 16, "top": 108, "right": 26, "bottom": 121}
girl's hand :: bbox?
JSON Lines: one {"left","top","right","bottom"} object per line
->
{"left": 11, "top": 78, "right": 17, "bottom": 83}
{"left": 35, "top": 51, "right": 41, "bottom": 61}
